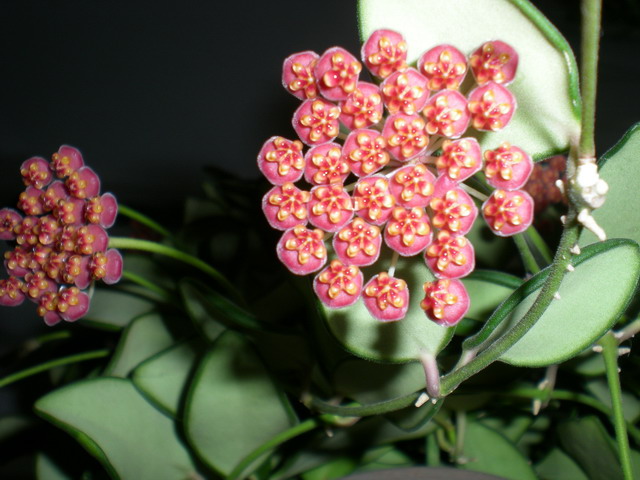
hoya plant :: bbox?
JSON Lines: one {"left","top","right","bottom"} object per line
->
{"left": 0, "top": 0, "right": 639, "bottom": 479}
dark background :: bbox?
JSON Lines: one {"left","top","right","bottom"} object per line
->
{"left": 0, "top": 0, "right": 638, "bottom": 217}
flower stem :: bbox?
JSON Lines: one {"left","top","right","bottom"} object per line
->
{"left": 120, "top": 270, "right": 175, "bottom": 302}
{"left": 117, "top": 204, "right": 172, "bottom": 239}
{"left": 440, "top": 215, "right": 579, "bottom": 396}
{"left": 579, "top": 0, "right": 602, "bottom": 159}
{"left": 108, "top": 237, "right": 243, "bottom": 303}
{"left": 599, "top": 332, "right": 634, "bottom": 480}
{"left": 227, "top": 418, "right": 319, "bottom": 480}
{"left": 0, "top": 349, "right": 110, "bottom": 388}
{"left": 512, "top": 233, "right": 541, "bottom": 274}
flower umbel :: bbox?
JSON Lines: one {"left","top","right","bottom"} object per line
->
{"left": 258, "top": 30, "right": 534, "bottom": 326}
{"left": 0, "top": 146, "right": 123, "bottom": 326}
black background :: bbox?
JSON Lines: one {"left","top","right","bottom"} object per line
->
{"left": 0, "top": 0, "right": 638, "bottom": 216}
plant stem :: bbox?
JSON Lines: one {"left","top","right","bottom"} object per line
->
{"left": 512, "top": 233, "right": 541, "bottom": 274}
{"left": 600, "top": 332, "right": 633, "bottom": 480}
{"left": 227, "top": 418, "right": 319, "bottom": 480}
{"left": 579, "top": 0, "right": 602, "bottom": 159}
{"left": 0, "top": 349, "right": 110, "bottom": 388}
{"left": 108, "top": 237, "right": 243, "bottom": 303}
{"left": 440, "top": 217, "right": 579, "bottom": 396}
{"left": 120, "top": 270, "right": 174, "bottom": 302}
{"left": 117, "top": 204, "right": 172, "bottom": 239}
{"left": 524, "top": 226, "right": 553, "bottom": 265}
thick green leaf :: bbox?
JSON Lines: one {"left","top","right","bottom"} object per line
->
{"left": 461, "top": 421, "right": 537, "bottom": 480}
{"left": 499, "top": 239, "right": 640, "bottom": 366}
{"left": 535, "top": 448, "right": 588, "bottom": 480}
{"left": 357, "top": 446, "right": 414, "bottom": 472}
{"left": 580, "top": 123, "right": 640, "bottom": 246}
{"left": 132, "top": 340, "right": 202, "bottom": 417}
{"left": 35, "top": 377, "right": 198, "bottom": 480}
{"left": 358, "top": 0, "right": 581, "bottom": 161}
{"left": 184, "top": 331, "right": 296, "bottom": 476}
{"left": 104, "top": 313, "right": 174, "bottom": 378}
{"left": 83, "top": 288, "right": 156, "bottom": 330}
{"left": 558, "top": 416, "right": 623, "bottom": 480}
{"left": 323, "top": 257, "right": 454, "bottom": 363}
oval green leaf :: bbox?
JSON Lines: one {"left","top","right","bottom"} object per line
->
{"left": 500, "top": 239, "right": 640, "bottom": 366}
{"left": 358, "top": 0, "right": 581, "bottom": 160}
{"left": 461, "top": 421, "right": 537, "bottom": 480}
{"left": 104, "top": 313, "right": 174, "bottom": 378}
{"left": 35, "top": 377, "right": 198, "bottom": 480}
{"left": 323, "top": 258, "right": 454, "bottom": 363}
{"left": 463, "top": 270, "right": 521, "bottom": 322}
{"left": 184, "top": 331, "right": 296, "bottom": 476}
{"left": 83, "top": 288, "right": 156, "bottom": 330}
{"left": 580, "top": 122, "right": 640, "bottom": 246}
{"left": 132, "top": 340, "right": 202, "bottom": 417}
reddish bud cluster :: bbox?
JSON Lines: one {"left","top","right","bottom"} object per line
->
{"left": 258, "top": 30, "right": 535, "bottom": 327}
{"left": 0, "top": 146, "right": 122, "bottom": 326}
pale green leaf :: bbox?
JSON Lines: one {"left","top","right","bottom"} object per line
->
{"left": 104, "top": 313, "right": 174, "bottom": 378}
{"left": 184, "top": 331, "right": 296, "bottom": 476}
{"left": 500, "top": 239, "right": 640, "bottom": 366}
{"left": 535, "top": 448, "right": 588, "bottom": 480}
{"left": 83, "top": 288, "right": 156, "bottom": 330}
{"left": 580, "top": 123, "right": 640, "bottom": 246}
{"left": 463, "top": 270, "right": 521, "bottom": 322}
{"left": 461, "top": 420, "right": 537, "bottom": 480}
{"left": 358, "top": 0, "right": 581, "bottom": 160}
{"left": 132, "top": 340, "right": 202, "bottom": 417}
{"left": 35, "top": 377, "right": 198, "bottom": 480}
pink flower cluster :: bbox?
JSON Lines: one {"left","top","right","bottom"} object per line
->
{"left": 0, "top": 146, "right": 123, "bottom": 326}
{"left": 258, "top": 30, "right": 534, "bottom": 326}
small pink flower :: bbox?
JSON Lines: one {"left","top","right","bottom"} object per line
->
{"left": 314, "top": 47, "right": 362, "bottom": 101}
{"left": 313, "top": 259, "right": 363, "bottom": 308}
{"left": 282, "top": 51, "right": 319, "bottom": 100}
{"left": 66, "top": 166, "right": 101, "bottom": 199}
{"left": 422, "top": 90, "right": 470, "bottom": 138}
{"left": 483, "top": 142, "right": 533, "bottom": 190}
{"left": 41, "top": 181, "right": 68, "bottom": 212}
{"left": 363, "top": 272, "right": 409, "bottom": 322}
{"left": 425, "top": 230, "right": 475, "bottom": 279}
{"left": 0, "top": 277, "right": 25, "bottom": 307}
{"left": 361, "top": 29, "right": 408, "bottom": 79}
{"left": 277, "top": 225, "right": 327, "bottom": 275}
{"left": 18, "top": 186, "right": 46, "bottom": 216}
{"left": 352, "top": 176, "right": 395, "bottom": 225}
{"left": 308, "top": 184, "right": 354, "bottom": 232}
{"left": 430, "top": 177, "right": 477, "bottom": 235}
{"left": 88, "top": 249, "right": 123, "bottom": 286}
{"left": 22, "top": 270, "right": 57, "bottom": 300}
{"left": 74, "top": 225, "right": 109, "bottom": 255}
{"left": 84, "top": 193, "right": 118, "bottom": 228}
{"left": 467, "top": 82, "right": 516, "bottom": 132}
{"left": 263, "top": 182, "right": 310, "bottom": 231}
{"left": 342, "top": 129, "right": 389, "bottom": 177}
{"left": 389, "top": 164, "right": 436, "bottom": 208}
{"left": 303, "top": 143, "right": 350, "bottom": 186}
{"left": 482, "top": 189, "right": 534, "bottom": 237}
{"left": 418, "top": 44, "right": 467, "bottom": 91}
{"left": 0, "top": 208, "right": 23, "bottom": 240}
{"left": 421, "top": 278, "right": 470, "bottom": 326}
{"left": 381, "top": 68, "right": 429, "bottom": 115}
{"left": 339, "top": 82, "right": 384, "bottom": 130}
{"left": 384, "top": 206, "right": 432, "bottom": 256}
{"left": 469, "top": 40, "right": 518, "bottom": 85}
{"left": 436, "top": 138, "right": 482, "bottom": 182}
{"left": 382, "top": 113, "right": 429, "bottom": 161}
{"left": 293, "top": 99, "right": 341, "bottom": 145}
{"left": 257, "top": 136, "right": 305, "bottom": 185}
{"left": 20, "top": 157, "right": 53, "bottom": 190}
{"left": 51, "top": 145, "right": 84, "bottom": 178}
{"left": 53, "top": 197, "right": 85, "bottom": 226}
{"left": 333, "top": 217, "right": 382, "bottom": 267}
